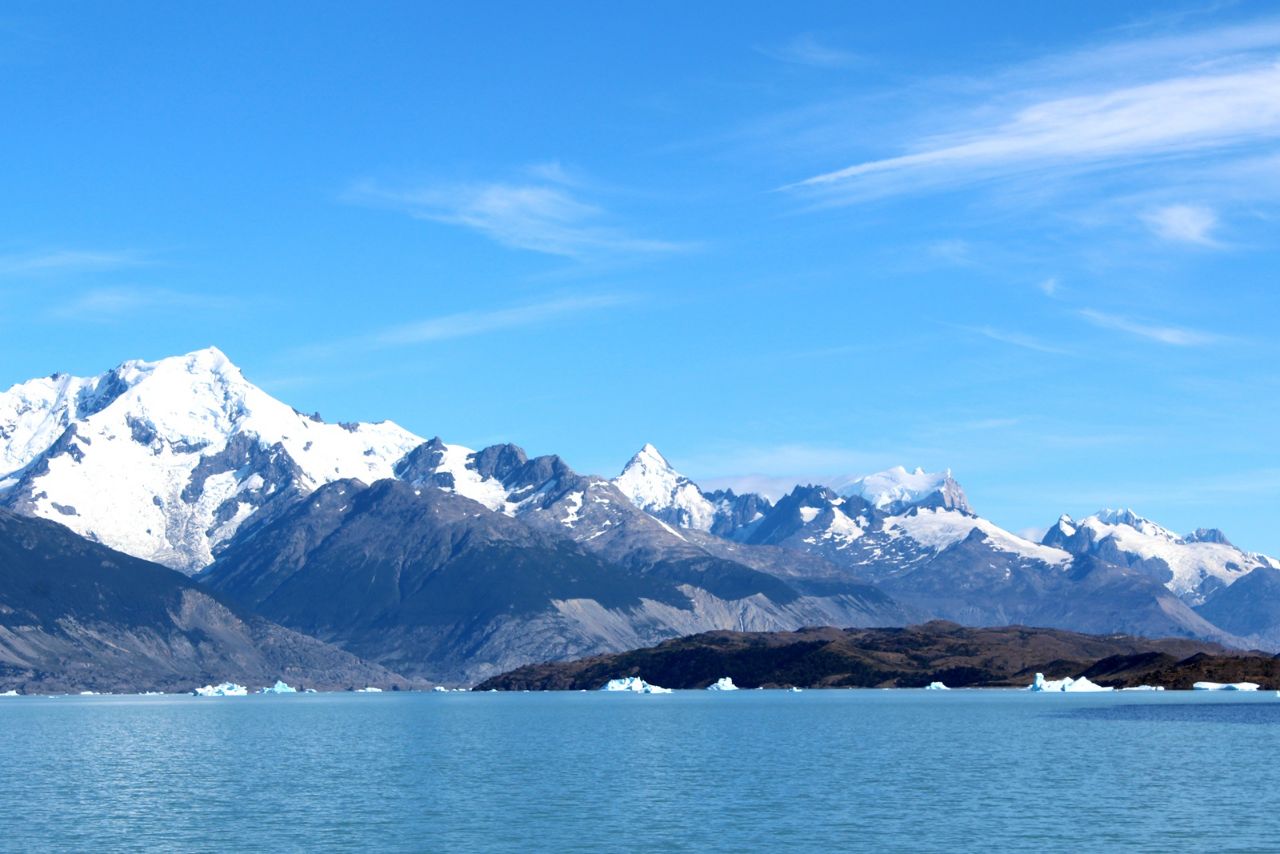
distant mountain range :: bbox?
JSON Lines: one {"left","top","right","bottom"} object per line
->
{"left": 2, "top": 348, "right": 1279, "bottom": 684}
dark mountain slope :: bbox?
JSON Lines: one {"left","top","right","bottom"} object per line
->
{"left": 476, "top": 621, "right": 1236, "bottom": 691}
{"left": 0, "top": 509, "right": 409, "bottom": 693}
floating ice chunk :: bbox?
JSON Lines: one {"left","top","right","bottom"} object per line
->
{"left": 788, "top": 687, "right": 803, "bottom": 693}
{"left": 303, "top": 688, "right": 318, "bottom": 694}
{"left": 194, "top": 682, "right": 248, "bottom": 697}
{"left": 1028, "top": 673, "right": 1113, "bottom": 693}
{"left": 78, "top": 691, "right": 99, "bottom": 696}
{"left": 354, "top": 686, "right": 383, "bottom": 693}
{"left": 1120, "top": 685, "right": 1165, "bottom": 691}
{"left": 925, "top": 682, "right": 950, "bottom": 690}
{"left": 707, "top": 677, "right": 739, "bottom": 692}
{"left": 260, "top": 680, "right": 297, "bottom": 695}
{"left": 1193, "top": 681, "right": 1260, "bottom": 691}
{"left": 600, "top": 677, "right": 672, "bottom": 694}
{"left": 0, "top": 690, "right": 18, "bottom": 697}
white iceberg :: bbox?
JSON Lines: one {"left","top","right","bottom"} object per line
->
{"left": 260, "top": 680, "right": 297, "bottom": 695}
{"left": 1120, "top": 685, "right": 1165, "bottom": 691}
{"left": 354, "top": 686, "right": 383, "bottom": 693}
{"left": 788, "top": 687, "right": 803, "bottom": 693}
{"left": 194, "top": 682, "right": 248, "bottom": 697}
{"left": 0, "top": 690, "right": 18, "bottom": 697}
{"left": 1193, "top": 681, "right": 1259, "bottom": 691}
{"left": 707, "top": 677, "right": 739, "bottom": 692}
{"left": 78, "top": 691, "right": 99, "bottom": 696}
{"left": 925, "top": 682, "right": 950, "bottom": 691}
{"left": 600, "top": 677, "right": 672, "bottom": 694}
{"left": 1028, "top": 673, "right": 1113, "bottom": 693}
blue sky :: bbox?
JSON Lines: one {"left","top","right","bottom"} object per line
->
{"left": 2, "top": 2, "right": 1279, "bottom": 551}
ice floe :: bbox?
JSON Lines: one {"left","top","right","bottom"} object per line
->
{"left": 1119, "top": 685, "right": 1165, "bottom": 691}
{"left": 925, "top": 682, "right": 950, "bottom": 690}
{"left": 354, "top": 686, "right": 383, "bottom": 693}
{"left": 1193, "top": 681, "right": 1260, "bottom": 691}
{"left": 601, "top": 677, "right": 672, "bottom": 694}
{"left": 194, "top": 682, "right": 248, "bottom": 697}
{"left": 1028, "top": 673, "right": 1113, "bottom": 693}
{"left": 707, "top": 677, "right": 739, "bottom": 691}
{"left": 260, "top": 680, "right": 297, "bottom": 694}
{"left": 0, "top": 690, "right": 18, "bottom": 697}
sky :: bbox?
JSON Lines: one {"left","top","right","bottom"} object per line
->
{"left": 2, "top": 2, "right": 1279, "bottom": 551}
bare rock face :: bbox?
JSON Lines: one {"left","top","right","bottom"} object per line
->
{"left": 0, "top": 508, "right": 414, "bottom": 694}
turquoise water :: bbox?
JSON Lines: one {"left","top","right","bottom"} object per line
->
{"left": 2, "top": 690, "right": 1278, "bottom": 852}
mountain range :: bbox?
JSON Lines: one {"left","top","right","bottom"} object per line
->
{"left": 2, "top": 347, "right": 1278, "bottom": 684}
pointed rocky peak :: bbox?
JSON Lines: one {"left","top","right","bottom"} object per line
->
{"left": 836, "top": 465, "right": 972, "bottom": 515}
{"left": 613, "top": 443, "right": 717, "bottom": 532}
{"left": 471, "top": 443, "right": 529, "bottom": 482}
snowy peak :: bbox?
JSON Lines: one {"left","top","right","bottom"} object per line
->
{"left": 1089, "top": 508, "right": 1180, "bottom": 541}
{"left": 835, "top": 466, "right": 972, "bottom": 515}
{"left": 1043, "top": 509, "right": 1277, "bottom": 603}
{"left": 0, "top": 348, "right": 424, "bottom": 572}
{"left": 612, "top": 444, "right": 719, "bottom": 532}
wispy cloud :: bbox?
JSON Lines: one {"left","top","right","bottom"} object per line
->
{"left": 373, "top": 293, "right": 631, "bottom": 346}
{"left": 347, "top": 172, "right": 686, "bottom": 260}
{"left": 757, "top": 34, "right": 862, "bottom": 69}
{"left": 681, "top": 442, "right": 911, "bottom": 498}
{"left": 1038, "top": 277, "right": 1060, "bottom": 297}
{"left": 1141, "top": 203, "right": 1220, "bottom": 245}
{"left": 785, "top": 19, "right": 1280, "bottom": 203}
{"left": 49, "top": 286, "right": 233, "bottom": 321}
{"left": 793, "top": 64, "right": 1280, "bottom": 199}
{"left": 964, "top": 325, "right": 1071, "bottom": 355}
{"left": 1078, "top": 308, "right": 1221, "bottom": 346}
{"left": 298, "top": 292, "right": 633, "bottom": 359}
{"left": 0, "top": 249, "right": 145, "bottom": 276}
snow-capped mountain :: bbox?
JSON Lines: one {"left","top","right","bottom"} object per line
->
{"left": 612, "top": 444, "right": 777, "bottom": 540}
{"left": 1043, "top": 509, "right": 1279, "bottom": 604}
{"left": 612, "top": 444, "right": 723, "bottom": 531}
{"left": 832, "top": 466, "right": 971, "bottom": 515}
{"left": 0, "top": 348, "right": 423, "bottom": 571}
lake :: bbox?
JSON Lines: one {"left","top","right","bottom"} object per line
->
{"left": 2, "top": 690, "right": 1278, "bottom": 852}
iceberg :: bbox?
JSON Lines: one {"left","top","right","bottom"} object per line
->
{"left": 1028, "top": 673, "right": 1113, "bottom": 693}
{"left": 925, "top": 681, "right": 950, "bottom": 691}
{"left": 194, "top": 682, "right": 248, "bottom": 697}
{"left": 707, "top": 677, "right": 739, "bottom": 692}
{"left": 260, "top": 680, "right": 297, "bottom": 695}
{"left": 354, "top": 686, "right": 383, "bottom": 693}
{"left": 788, "top": 686, "right": 803, "bottom": 693}
{"left": 1119, "top": 685, "right": 1165, "bottom": 691}
{"left": 1193, "top": 681, "right": 1260, "bottom": 691}
{"left": 0, "top": 690, "right": 18, "bottom": 697}
{"left": 600, "top": 677, "right": 672, "bottom": 694}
